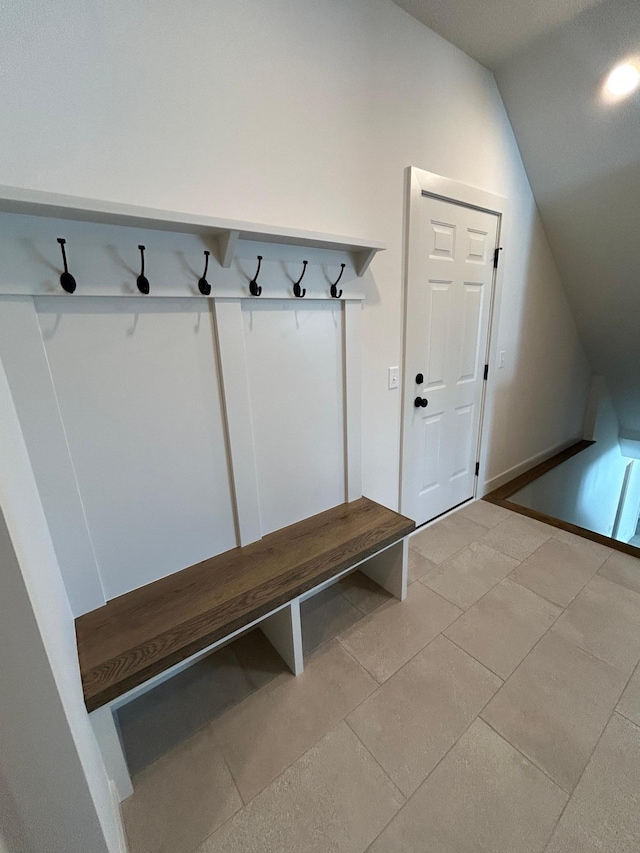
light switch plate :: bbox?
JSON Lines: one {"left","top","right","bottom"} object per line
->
{"left": 498, "top": 350, "right": 506, "bottom": 369}
{"left": 388, "top": 366, "right": 400, "bottom": 389}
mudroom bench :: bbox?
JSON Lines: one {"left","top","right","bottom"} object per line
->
{"left": 76, "top": 496, "right": 414, "bottom": 800}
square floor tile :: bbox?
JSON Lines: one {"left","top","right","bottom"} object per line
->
{"left": 458, "top": 500, "right": 512, "bottom": 528}
{"left": 545, "top": 713, "right": 640, "bottom": 853}
{"left": 123, "top": 727, "right": 242, "bottom": 853}
{"left": 553, "top": 574, "right": 640, "bottom": 675}
{"left": 598, "top": 549, "right": 640, "bottom": 596}
{"left": 479, "top": 513, "right": 555, "bottom": 561}
{"left": 552, "top": 528, "right": 612, "bottom": 562}
{"left": 198, "top": 722, "right": 404, "bottom": 853}
{"left": 408, "top": 547, "right": 436, "bottom": 583}
{"left": 348, "top": 635, "right": 501, "bottom": 796}
{"left": 338, "top": 582, "right": 461, "bottom": 683}
{"left": 482, "top": 630, "right": 626, "bottom": 792}
{"left": 511, "top": 537, "right": 607, "bottom": 607}
{"left": 617, "top": 662, "right": 640, "bottom": 726}
{"left": 337, "top": 570, "right": 393, "bottom": 615}
{"left": 410, "top": 514, "right": 486, "bottom": 564}
{"left": 300, "top": 584, "right": 363, "bottom": 654}
{"left": 445, "top": 578, "right": 561, "bottom": 678}
{"left": 367, "top": 719, "right": 567, "bottom": 853}
{"left": 212, "top": 640, "right": 376, "bottom": 802}
{"left": 421, "top": 541, "right": 519, "bottom": 610}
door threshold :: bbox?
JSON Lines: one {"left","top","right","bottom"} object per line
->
{"left": 411, "top": 496, "right": 475, "bottom": 533}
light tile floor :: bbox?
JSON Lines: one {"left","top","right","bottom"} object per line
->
{"left": 121, "top": 502, "right": 640, "bottom": 853}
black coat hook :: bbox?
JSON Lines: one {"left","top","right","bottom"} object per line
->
{"left": 330, "top": 263, "right": 345, "bottom": 298}
{"left": 249, "top": 255, "right": 263, "bottom": 296}
{"left": 198, "top": 250, "right": 211, "bottom": 296}
{"left": 57, "top": 238, "right": 77, "bottom": 293}
{"left": 137, "top": 245, "right": 150, "bottom": 294}
{"left": 293, "top": 260, "right": 308, "bottom": 298}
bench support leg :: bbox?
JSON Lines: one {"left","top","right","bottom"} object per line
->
{"left": 360, "top": 538, "right": 408, "bottom": 601}
{"left": 90, "top": 705, "right": 134, "bottom": 803}
{"left": 259, "top": 601, "right": 304, "bottom": 676}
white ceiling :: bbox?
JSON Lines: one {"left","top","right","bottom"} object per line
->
{"left": 392, "top": 0, "right": 606, "bottom": 68}
{"left": 395, "top": 0, "right": 640, "bottom": 437}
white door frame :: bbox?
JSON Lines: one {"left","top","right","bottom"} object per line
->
{"left": 400, "top": 167, "right": 509, "bottom": 519}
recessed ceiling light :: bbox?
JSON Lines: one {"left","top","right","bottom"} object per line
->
{"left": 605, "top": 62, "right": 640, "bottom": 98}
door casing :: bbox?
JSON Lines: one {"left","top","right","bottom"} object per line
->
{"left": 400, "top": 167, "right": 509, "bottom": 522}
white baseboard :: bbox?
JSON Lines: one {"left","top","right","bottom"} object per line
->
{"left": 481, "top": 437, "right": 583, "bottom": 496}
{"left": 109, "top": 781, "right": 130, "bottom": 853}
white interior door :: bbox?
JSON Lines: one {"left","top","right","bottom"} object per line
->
{"left": 401, "top": 194, "right": 499, "bottom": 525}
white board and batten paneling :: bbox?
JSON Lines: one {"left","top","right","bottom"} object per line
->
{"left": 242, "top": 300, "right": 345, "bottom": 535}
{"left": 0, "top": 187, "right": 376, "bottom": 616}
{"left": 35, "top": 297, "right": 237, "bottom": 601}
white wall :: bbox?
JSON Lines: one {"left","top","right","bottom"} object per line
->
{"left": 0, "top": 360, "right": 121, "bottom": 852}
{"left": 514, "top": 383, "right": 639, "bottom": 540}
{"left": 0, "top": 0, "right": 590, "bottom": 510}
{"left": 0, "top": 764, "right": 32, "bottom": 853}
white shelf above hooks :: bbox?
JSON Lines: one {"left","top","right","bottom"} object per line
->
{"left": 0, "top": 185, "right": 384, "bottom": 279}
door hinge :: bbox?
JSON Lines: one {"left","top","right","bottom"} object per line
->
{"left": 475, "top": 462, "right": 480, "bottom": 476}
{"left": 483, "top": 363, "right": 489, "bottom": 381}
{"left": 493, "top": 247, "right": 502, "bottom": 269}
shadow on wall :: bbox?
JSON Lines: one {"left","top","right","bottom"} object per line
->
{"left": 483, "top": 193, "right": 590, "bottom": 483}
{"left": 512, "top": 378, "right": 640, "bottom": 543}
{"left": 540, "top": 157, "right": 640, "bottom": 437}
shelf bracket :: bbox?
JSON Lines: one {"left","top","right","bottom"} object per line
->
{"left": 354, "top": 247, "right": 380, "bottom": 278}
{"left": 217, "top": 230, "right": 240, "bottom": 269}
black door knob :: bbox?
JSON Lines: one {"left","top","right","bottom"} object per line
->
{"left": 414, "top": 397, "right": 428, "bottom": 408}
{"left": 416, "top": 373, "right": 424, "bottom": 384}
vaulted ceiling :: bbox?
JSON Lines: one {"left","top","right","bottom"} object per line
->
{"left": 394, "top": 0, "right": 640, "bottom": 439}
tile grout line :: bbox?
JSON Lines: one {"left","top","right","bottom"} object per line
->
{"left": 337, "top": 596, "right": 464, "bottom": 685}
{"left": 437, "top": 552, "right": 566, "bottom": 654}
{"left": 361, "top": 662, "right": 516, "bottom": 853}
{"left": 613, "top": 708, "right": 640, "bottom": 731}
{"left": 541, "top": 666, "right": 639, "bottom": 853}
{"left": 189, "top": 713, "right": 405, "bottom": 853}
{"left": 339, "top": 629, "right": 459, "bottom": 719}
{"left": 343, "top": 716, "right": 408, "bottom": 802}
{"left": 212, "top": 634, "right": 395, "bottom": 811}
{"left": 479, "top": 716, "right": 573, "bottom": 797}
{"left": 442, "top": 632, "right": 508, "bottom": 682}
{"left": 506, "top": 547, "right": 610, "bottom": 612}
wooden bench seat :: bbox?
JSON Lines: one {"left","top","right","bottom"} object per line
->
{"left": 76, "top": 497, "right": 414, "bottom": 713}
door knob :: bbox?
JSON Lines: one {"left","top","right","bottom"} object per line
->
{"left": 414, "top": 397, "right": 428, "bottom": 408}
{"left": 415, "top": 373, "right": 424, "bottom": 384}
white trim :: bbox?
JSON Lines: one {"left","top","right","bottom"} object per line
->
{"left": 344, "top": 301, "right": 363, "bottom": 502}
{"left": 212, "top": 299, "right": 263, "bottom": 545}
{"left": 259, "top": 600, "right": 304, "bottom": 676}
{"left": 360, "top": 538, "right": 407, "bottom": 601}
{"left": 400, "top": 166, "right": 509, "bottom": 520}
{"left": 0, "top": 184, "right": 384, "bottom": 277}
{"left": 90, "top": 707, "right": 133, "bottom": 803}
{"left": 218, "top": 229, "right": 240, "bottom": 268}
{"left": 480, "top": 436, "right": 583, "bottom": 495}
{"left": 0, "top": 297, "right": 105, "bottom": 615}
{"left": 612, "top": 461, "right": 635, "bottom": 540}
{"left": 108, "top": 782, "right": 130, "bottom": 853}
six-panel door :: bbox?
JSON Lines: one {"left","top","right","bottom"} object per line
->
{"left": 402, "top": 194, "right": 499, "bottom": 526}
